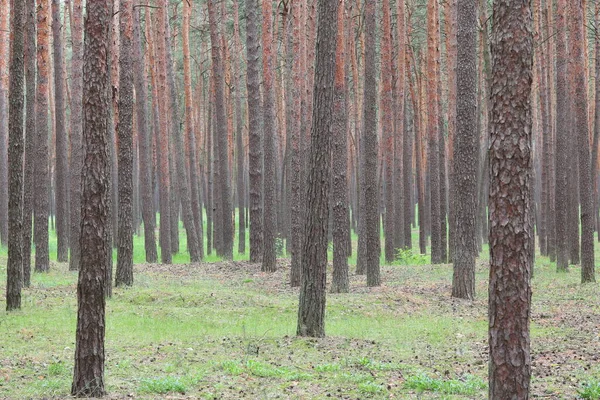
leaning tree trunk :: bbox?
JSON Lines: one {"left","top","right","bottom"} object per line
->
{"left": 71, "top": 0, "right": 110, "bottom": 396}
{"left": 297, "top": 0, "right": 338, "bottom": 338}
{"left": 488, "top": 0, "right": 533, "bottom": 397}
{"left": 6, "top": 0, "right": 25, "bottom": 311}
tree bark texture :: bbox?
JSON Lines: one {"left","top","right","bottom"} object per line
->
{"left": 297, "top": 0, "right": 338, "bottom": 338}
{"left": 0, "top": 0, "right": 9, "bottom": 248}
{"left": 488, "top": 0, "right": 533, "bottom": 397}
{"left": 71, "top": 0, "right": 110, "bottom": 395}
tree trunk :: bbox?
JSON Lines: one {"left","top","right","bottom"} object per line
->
{"left": 116, "top": 0, "right": 134, "bottom": 287}
{"left": 488, "top": 0, "right": 533, "bottom": 396}
{"left": 570, "top": 0, "right": 595, "bottom": 283}
{"left": 71, "top": 0, "right": 110, "bottom": 395}
{"left": 451, "top": 0, "right": 478, "bottom": 300}
{"left": 297, "top": 0, "right": 338, "bottom": 338}
{"left": 262, "top": 0, "right": 278, "bottom": 272}
{"left": 445, "top": 0, "right": 457, "bottom": 262}
{"left": 52, "top": 0, "right": 70, "bottom": 263}
{"left": 246, "top": 0, "right": 264, "bottom": 263}
{"left": 233, "top": 1, "right": 245, "bottom": 256}
{"left": 35, "top": 0, "right": 51, "bottom": 273}
{"left": 22, "top": 0, "right": 36, "bottom": 287}
{"left": 0, "top": 0, "right": 8, "bottom": 248}
{"left": 6, "top": 0, "right": 25, "bottom": 311}
{"left": 208, "top": 0, "right": 233, "bottom": 260}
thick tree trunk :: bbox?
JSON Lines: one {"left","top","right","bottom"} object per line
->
{"left": 488, "top": 0, "right": 533, "bottom": 396}
{"left": 6, "top": 0, "right": 25, "bottom": 311}
{"left": 451, "top": 0, "right": 478, "bottom": 300}
{"left": 246, "top": 0, "right": 264, "bottom": 263}
{"left": 35, "top": 0, "right": 51, "bottom": 273}
{"left": 116, "top": 0, "right": 134, "bottom": 287}
{"left": 297, "top": 0, "right": 338, "bottom": 338}
{"left": 71, "top": 0, "right": 110, "bottom": 395}
{"left": 22, "top": 0, "right": 36, "bottom": 286}
{"left": 208, "top": 0, "right": 233, "bottom": 260}
{"left": 262, "top": 0, "right": 278, "bottom": 272}
{"left": 133, "top": 3, "right": 157, "bottom": 263}
{"left": 52, "top": 0, "right": 70, "bottom": 263}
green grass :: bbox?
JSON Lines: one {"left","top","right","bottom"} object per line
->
{"left": 579, "top": 380, "right": 600, "bottom": 400}
{"left": 404, "top": 372, "right": 486, "bottom": 395}
{"left": 138, "top": 376, "right": 187, "bottom": 395}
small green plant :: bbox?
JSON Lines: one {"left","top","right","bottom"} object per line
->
{"left": 404, "top": 372, "right": 485, "bottom": 395}
{"left": 314, "top": 362, "right": 341, "bottom": 373}
{"left": 394, "top": 249, "right": 429, "bottom": 265}
{"left": 221, "top": 360, "right": 244, "bottom": 375}
{"left": 139, "top": 377, "right": 187, "bottom": 395}
{"left": 358, "top": 380, "right": 385, "bottom": 394}
{"left": 579, "top": 380, "right": 600, "bottom": 399}
{"left": 47, "top": 361, "right": 67, "bottom": 376}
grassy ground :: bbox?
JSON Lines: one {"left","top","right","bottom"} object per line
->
{"left": 0, "top": 223, "right": 599, "bottom": 399}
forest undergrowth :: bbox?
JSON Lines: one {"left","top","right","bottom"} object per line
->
{"left": 1, "top": 231, "right": 599, "bottom": 399}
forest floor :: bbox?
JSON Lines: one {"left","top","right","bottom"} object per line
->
{"left": 1, "top": 248, "right": 600, "bottom": 399}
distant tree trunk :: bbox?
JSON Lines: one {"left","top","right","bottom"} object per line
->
{"left": 297, "top": 0, "right": 338, "bottom": 338}
{"left": 427, "top": 0, "right": 442, "bottom": 264}
{"left": 35, "top": 0, "right": 51, "bottom": 273}
{"left": 154, "top": 0, "right": 172, "bottom": 264}
{"left": 451, "top": 0, "right": 477, "bottom": 300}
{"left": 488, "top": 0, "right": 533, "bottom": 396}
{"left": 593, "top": 0, "right": 600, "bottom": 250}
{"left": 116, "top": 0, "right": 134, "bottom": 287}
{"left": 363, "top": 0, "right": 380, "bottom": 287}
{"left": 0, "top": 0, "right": 8, "bottom": 248}
{"left": 233, "top": 1, "right": 245, "bottom": 256}
{"left": 394, "top": 0, "right": 407, "bottom": 252}
{"left": 22, "top": 0, "right": 36, "bottom": 287}
{"left": 555, "top": 0, "right": 569, "bottom": 271}
{"left": 381, "top": 0, "right": 395, "bottom": 264}
{"left": 246, "top": 0, "right": 264, "bottom": 263}
{"left": 208, "top": 0, "right": 233, "bottom": 260}
{"left": 289, "top": 0, "right": 305, "bottom": 285}
{"left": 570, "top": 0, "right": 595, "bottom": 283}
{"left": 52, "top": 0, "right": 70, "bottom": 263}
{"left": 262, "top": 0, "right": 278, "bottom": 272}
{"left": 184, "top": 0, "right": 204, "bottom": 260}
{"left": 331, "top": 0, "right": 349, "bottom": 294}
{"left": 6, "top": 0, "right": 25, "bottom": 311}
{"left": 133, "top": 3, "right": 157, "bottom": 263}
{"left": 445, "top": 0, "right": 457, "bottom": 262}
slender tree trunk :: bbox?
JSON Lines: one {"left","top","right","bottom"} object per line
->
{"left": 445, "top": 0, "right": 457, "bottom": 262}
{"left": 451, "top": 0, "right": 478, "bottom": 300}
{"left": 262, "top": 0, "right": 278, "bottom": 272}
{"left": 52, "top": 0, "right": 69, "bottom": 263}
{"left": 233, "top": 1, "right": 245, "bottom": 256}
{"left": 297, "top": 0, "right": 338, "bottom": 338}
{"left": 488, "top": 0, "right": 533, "bottom": 396}
{"left": 570, "top": 0, "right": 595, "bottom": 283}
{"left": 133, "top": 2, "right": 157, "bottom": 263}
{"left": 22, "top": 0, "right": 36, "bottom": 287}
{"left": 71, "top": 0, "right": 109, "bottom": 395}
{"left": 394, "top": 0, "right": 407, "bottom": 252}
{"left": 592, "top": 0, "right": 600, "bottom": 250}
{"left": 246, "top": 0, "right": 264, "bottom": 263}
{"left": 116, "top": 0, "right": 134, "bottom": 286}
{"left": 6, "top": 0, "right": 25, "bottom": 311}
{"left": 0, "top": 0, "right": 8, "bottom": 248}
{"left": 35, "top": 0, "right": 51, "bottom": 273}
{"left": 363, "top": 0, "right": 380, "bottom": 287}
{"left": 208, "top": 0, "right": 233, "bottom": 260}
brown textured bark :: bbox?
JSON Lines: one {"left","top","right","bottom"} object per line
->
{"left": 246, "top": 0, "right": 263, "bottom": 263}
{"left": 445, "top": 0, "right": 457, "bottom": 262}
{"left": 451, "top": 0, "right": 478, "bottom": 300}
{"left": 68, "top": 0, "right": 83, "bottom": 271}
{"left": 394, "top": 0, "right": 406, "bottom": 252}
{"left": 233, "top": 1, "right": 245, "bottom": 256}
{"left": 427, "top": 0, "right": 442, "bottom": 264}
{"left": 71, "top": 0, "right": 109, "bottom": 395}
{"left": 52, "top": 0, "right": 69, "bottom": 263}
{"left": 381, "top": 0, "right": 394, "bottom": 264}
{"left": 6, "top": 0, "right": 25, "bottom": 311}
{"left": 363, "top": 0, "right": 380, "bottom": 287}
{"left": 262, "top": 0, "right": 278, "bottom": 272}
{"left": 593, "top": 0, "right": 600, "bottom": 250}
{"left": 22, "top": 0, "right": 36, "bottom": 286}
{"left": 35, "top": 0, "right": 51, "bottom": 273}
{"left": 570, "top": 0, "right": 595, "bottom": 283}
{"left": 133, "top": 2, "right": 157, "bottom": 263}
{"left": 0, "top": 0, "right": 8, "bottom": 248}
{"left": 488, "top": 0, "right": 533, "bottom": 397}
{"left": 116, "top": 0, "right": 134, "bottom": 287}
{"left": 554, "top": 0, "right": 568, "bottom": 271}
{"left": 297, "top": 0, "right": 338, "bottom": 338}
{"left": 331, "top": 0, "right": 349, "bottom": 294}
{"left": 153, "top": 2, "right": 172, "bottom": 264}
{"left": 208, "top": 0, "right": 233, "bottom": 260}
